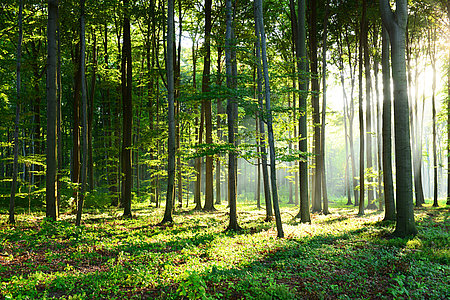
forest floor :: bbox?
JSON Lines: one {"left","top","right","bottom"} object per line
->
{"left": 0, "top": 198, "right": 449, "bottom": 299}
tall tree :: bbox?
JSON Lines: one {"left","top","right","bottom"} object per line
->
{"left": 255, "top": 4, "right": 273, "bottom": 221}
{"left": 255, "top": 0, "right": 284, "bottom": 238}
{"left": 294, "top": 0, "right": 310, "bottom": 223}
{"left": 225, "top": 0, "right": 240, "bottom": 231}
{"left": 428, "top": 25, "right": 438, "bottom": 207}
{"left": 321, "top": 1, "right": 330, "bottom": 215}
{"left": 46, "top": 0, "right": 58, "bottom": 221}
{"left": 381, "top": 24, "right": 395, "bottom": 221}
{"left": 76, "top": 0, "right": 88, "bottom": 226}
{"left": 9, "top": 0, "right": 24, "bottom": 224}
{"left": 447, "top": 0, "right": 450, "bottom": 206}
{"left": 380, "top": 0, "right": 417, "bottom": 237}
{"left": 162, "top": 0, "right": 175, "bottom": 224}
{"left": 363, "top": 5, "right": 374, "bottom": 209}
{"left": 358, "top": 0, "right": 366, "bottom": 216}
{"left": 203, "top": 0, "right": 215, "bottom": 211}
{"left": 122, "top": 0, "right": 133, "bottom": 218}
{"left": 310, "top": 0, "right": 322, "bottom": 213}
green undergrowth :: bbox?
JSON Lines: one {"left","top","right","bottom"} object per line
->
{"left": 0, "top": 199, "right": 449, "bottom": 299}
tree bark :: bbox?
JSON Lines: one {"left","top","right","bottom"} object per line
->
{"left": 255, "top": 5, "right": 273, "bottom": 221}
{"left": 358, "top": 0, "right": 366, "bottom": 216}
{"left": 162, "top": 0, "right": 175, "bottom": 223}
{"left": 429, "top": 26, "right": 439, "bottom": 207}
{"left": 380, "top": 0, "right": 417, "bottom": 237}
{"left": 294, "top": 0, "right": 310, "bottom": 223}
{"left": 46, "top": 0, "right": 58, "bottom": 221}
{"left": 225, "top": 0, "right": 241, "bottom": 232}
{"left": 122, "top": 0, "right": 133, "bottom": 218}
{"left": 76, "top": 0, "right": 87, "bottom": 226}
{"left": 256, "top": 0, "right": 284, "bottom": 238}
{"left": 381, "top": 25, "right": 395, "bottom": 221}
{"left": 321, "top": 1, "right": 330, "bottom": 215}
{"left": 88, "top": 31, "right": 97, "bottom": 191}
{"left": 203, "top": 0, "right": 215, "bottom": 211}
{"left": 9, "top": 0, "right": 23, "bottom": 224}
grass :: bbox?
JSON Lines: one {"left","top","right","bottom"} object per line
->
{"left": 0, "top": 197, "right": 449, "bottom": 299}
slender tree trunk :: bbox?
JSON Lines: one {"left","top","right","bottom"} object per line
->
{"left": 321, "top": 2, "right": 330, "bottom": 215}
{"left": 345, "top": 29, "right": 359, "bottom": 206}
{"left": 255, "top": 2, "right": 273, "bottom": 221}
{"left": 76, "top": 0, "right": 87, "bottom": 226}
{"left": 122, "top": 0, "right": 133, "bottom": 218}
{"left": 447, "top": 2, "right": 450, "bottom": 206}
{"left": 88, "top": 32, "right": 97, "bottom": 191}
{"left": 364, "top": 9, "right": 375, "bottom": 210}
{"left": 225, "top": 0, "right": 241, "bottom": 231}
{"left": 216, "top": 47, "right": 223, "bottom": 205}
{"left": 380, "top": 0, "right": 417, "bottom": 237}
{"left": 256, "top": 0, "right": 284, "bottom": 238}
{"left": 46, "top": 0, "right": 58, "bottom": 221}
{"left": 194, "top": 109, "right": 204, "bottom": 210}
{"left": 358, "top": 0, "right": 366, "bottom": 216}
{"left": 429, "top": 27, "right": 439, "bottom": 207}
{"left": 294, "top": 0, "right": 310, "bottom": 223}
{"left": 203, "top": 0, "right": 215, "bottom": 211}
{"left": 373, "top": 27, "right": 383, "bottom": 211}
{"left": 56, "top": 4, "right": 62, "bottom": 216}
{"left": 338, "top": 31, "right": 353, "bottom": 206}
{"left": 162, "top": 0, "right": 175, "bottom": 223}
{"left": 255, "top": 3, "right": 273, "bottom": 221}
{"left": 9, "top": 0, "right": 23, "bottom": 224}
{"left": 309, "top": 0, "right": 321, "bottom": 213}
{"left": 382, "top": 25, "right": 396, "bottom": 221}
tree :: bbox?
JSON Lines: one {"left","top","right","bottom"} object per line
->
{"left": 255, "top": 4, "right": 273, "bottom": 221}
{"left": 255, "top": 0, "right": 284, "bottom": 238}
{"left": 9, "top": 0, "right": 23, "bottom": 224}
{"left": 358, "top": 0, "right": 366, "bottom": 216}
{"left": 380, "top": 0, "right": 417, "bottom": 237}
{"left": 321, "top": 1, "right": 330, "bottom": 215}
{"left": 46, "top": 0, "right": 58, "bottom": 221}
{"left": 447, "top": 0, "right": 450, "bottom": 206}
{"left": 76, "top": 0, "right": 87, "bottom": 226}
{"left": 225, "top": 0, "right": 240, "bottom": 232}
{"left": 381, "top": 24, "right": 395, "bottom": 221}
{"left": 310, "top": 0, "right": 322, "bottom": 213}
{"left": 203, "top": 0, "right": 215, "bottom": 211}
{"left": 428, "top": 25, "right": 439, "bottom": 207}
{"left": 122, "top": 0, "right": 133, "bottom": 218}
{"left": 162, "top": 0, "right": 175, "bottom": 224}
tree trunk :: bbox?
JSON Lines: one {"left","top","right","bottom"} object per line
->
{"left": 337, "top": 31, "right": 353, "bottom": 206}
{"left": 256, "top": 0, "right": 284, "bottom": 238}
{"left": 447, "top": 1, "right": 450, "bottom": 206}
{"left": 380, "top": 0, "right": 417, "bottom": 237}
{"left": 429, "top": 26, "right": 439, "bottom": 207}
{"left": 46, "top": 0, "right": 58, "bottom": 221}
{"left": 358, "top": 0, "right": 366, "bottom": 216}
{"left": 9, "top": 0, "right": 23, "bottom": 224}
{"left": 255, "top": 2, "right": 273, "bottom": 221}
{"left": 216, "top": 47, "right": 223, "bottom": 205}
{"left": 56, "top": 5, "right": 62, "bottom": 216}
{"left": 162, "top": 0, "right": 175, "bottom": 223}
{"left": 76, "top": 0, "right": 87, "bottom": 226}
{"left": 381, "top": 25, "right": 396, "bottom": 221}
{"left": 88, "top": 31, "right": 97, "bottom": 191}
{"left": 203, "top": 0, "right": 215, "bottom": 211}
{"left": 294, "top": 0, "right": 310, "bottom": 223}
{"left": 364, "top": 7, "right": 375, "bottom": 210}
{"left": 225, "top": 0, "right": 241, "bottom": 232}
{"left": 373, "top": 27, "right": 383, "bottom": 211}
{"left": 122, "top": 0, "right": 133, "bottom": 218}
{"left": 321, "top": 2, "right": 330, "bottom": 215}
